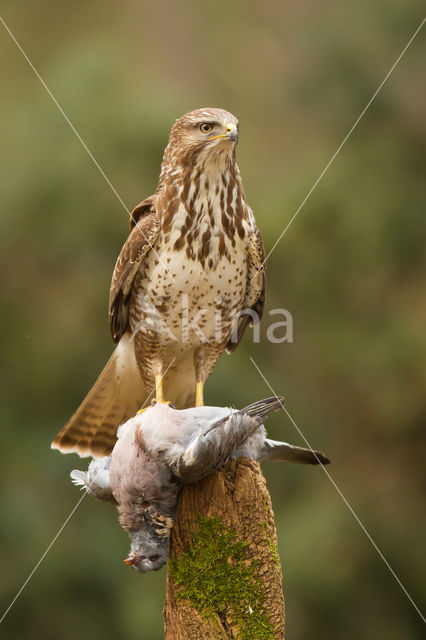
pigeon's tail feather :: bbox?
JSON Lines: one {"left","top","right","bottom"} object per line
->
{"left": 260, "top": 439, "right": 330, "bottom": 465}
{"left": 239, "top": 396, "right": 283, "bottom": 424}
{"left": 51, "top": 334, "right": 147, "bottom": 458}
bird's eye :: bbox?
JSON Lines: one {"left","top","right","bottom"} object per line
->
{"left": 200, "top": 123, "right": 212, "bottom": 133}
{"left": 166, "top": 401, "right": 176, "bottom": 409}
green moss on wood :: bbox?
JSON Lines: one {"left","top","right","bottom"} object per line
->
{"left": 169, "top": 515, "right": 275, "bottom": 640}
{"left": 263, "top": 521, "right": 280, "bottom": 569}
{"left": 262, "top": 496, "right": 280, "bottom": 568}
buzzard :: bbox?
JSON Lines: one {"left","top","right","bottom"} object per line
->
{"left": 52, "top": 108, "right": 266, "bottom": 458}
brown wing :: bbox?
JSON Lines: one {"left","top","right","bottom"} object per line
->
{"left": 109, "top": 196, "right": 160, "bottom": 343}
{"left": 226, "top": 224, "right": 266, "bottom": 353}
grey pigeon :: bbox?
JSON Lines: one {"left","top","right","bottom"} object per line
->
{"left": 71, "top": 396, "right": 329, "bottom": 573}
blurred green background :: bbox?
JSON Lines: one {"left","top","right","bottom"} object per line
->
{"left": 1, "top": 1, "right": 425, "bottom": 638}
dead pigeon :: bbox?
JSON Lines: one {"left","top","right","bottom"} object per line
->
{"left": 71, "top": 397, "right": 329, "bottom": 573}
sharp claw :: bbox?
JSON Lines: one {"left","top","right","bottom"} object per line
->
{"left": 136, "top": 399, "right": 175, "bottom": 415}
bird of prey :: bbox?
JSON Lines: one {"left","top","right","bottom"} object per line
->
{"left": 71, "top": 397, "right": 329, "bottom": 573}
{"left": 52, "top": 108, "right": 266, "bottom": 458}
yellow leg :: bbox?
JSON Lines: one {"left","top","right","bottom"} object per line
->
{"left": 155, "top": 374, "right": 165, "bottom": 403}
{"left": 195, "top": 382, "right": 204, "bottom": 407}
{"left": 137, "top": 375, "right": 166, "bottom": 414}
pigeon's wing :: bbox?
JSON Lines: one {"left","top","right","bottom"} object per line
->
{"left": 260, "top": 439, "right": 330, "bottom": 465}
{"left": 169, "top": 398, "right": 284, "bottom": 482}
{"left": 173, "top": 412, "right": 260, "bottom": 483}
{"left": 238, "top": 396, "right": 283, "bottom": 424}
{"left": 109, "top": 197, "right": 160, "bottom": 343}
{"left": 70, "top": 457, "right": 117, "bottom": 504}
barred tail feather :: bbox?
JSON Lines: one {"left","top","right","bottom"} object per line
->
{"left": 51, "top": 334, "right": 147, "bottom": 458}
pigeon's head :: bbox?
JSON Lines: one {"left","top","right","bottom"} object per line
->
{"left": 113, "top": 412, "right": 182, "bottom": 574}
{"left": 124, "top": 506, "right": 175, "bottom": 573}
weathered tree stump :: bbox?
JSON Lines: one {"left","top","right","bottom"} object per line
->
{"left": 164, "top": 457, "right": 285, "bottom": 639}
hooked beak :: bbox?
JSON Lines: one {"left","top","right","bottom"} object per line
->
{"left": 209, "top": 122, "right": 238, "bottom": 144}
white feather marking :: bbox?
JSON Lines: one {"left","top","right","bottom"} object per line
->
{"left": 70, "top": 470, "right": 88, "bottom": 489}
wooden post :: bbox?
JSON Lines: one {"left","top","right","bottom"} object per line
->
{"left": 164, "top": 457, "right": 285, "bottom": 639}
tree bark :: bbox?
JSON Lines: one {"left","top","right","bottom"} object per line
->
{"left": 164, "top": 457, "right": 285, "bottom": 639}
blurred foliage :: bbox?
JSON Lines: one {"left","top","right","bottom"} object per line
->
{"left": 0, "top": 1, "right": 425, "bottom": 638}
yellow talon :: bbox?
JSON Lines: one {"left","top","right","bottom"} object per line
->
{"left": 137, "top": 377, "right": 173, "bottom": 414}
{"left": 137, "top": 399, "right": 159, "bottom": 414}
{"left": 195, "top": 382, "right": 204, "bottom": 407}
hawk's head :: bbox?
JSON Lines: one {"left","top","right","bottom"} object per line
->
{"left": 164, "top": 107, "right": 239, "bottom": 168}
